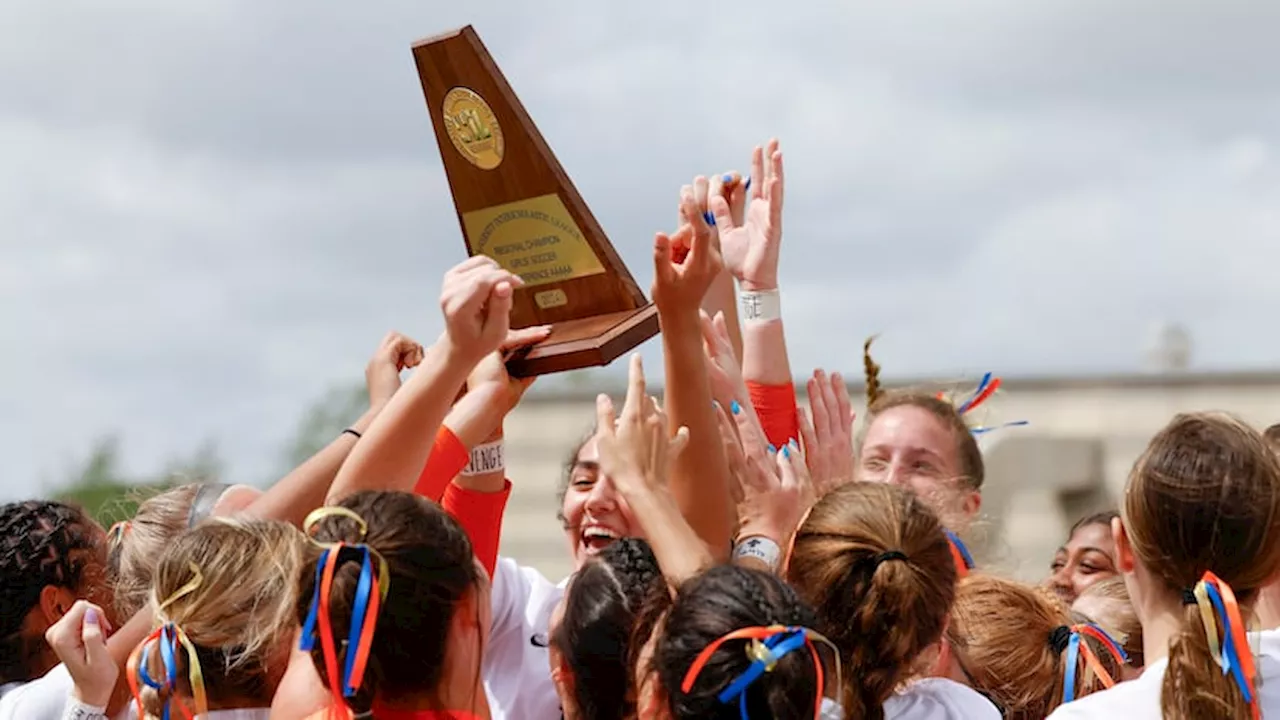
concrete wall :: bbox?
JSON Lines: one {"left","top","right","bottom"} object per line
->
{"left": 497, "top": 371, "right": 1280, "bottom": 583}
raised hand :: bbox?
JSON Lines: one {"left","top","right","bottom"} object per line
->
{"left": 653, "top": 194, "right": 725, "bottom": 312}
{"left": 679, "top": 173, "right": 747, "bottom": 251}
{"left": 595, "top": 354, "right": 690, "bottom": 493}
{"left": 465, "top": 326, "right": 552, "bottom": 416}
{"left": 700, "top": 309, "right": 746, "bottom": 408}
{"left": 44, "top": 601, "right": 117, "bottom": 708}
{"left": 366, "top": 331, "right": 425, "bottom": 408}
{"left": 730, "top": 404, "right": 815, "bottom": 553}
{"left": 710, "top": 139, "right": 784, "bottom": 291}
{"left": 798, "top": 369, "right": 856, "bottom": 497}
{"left": 439, "top": 256, "right": 523, "bottom": 364}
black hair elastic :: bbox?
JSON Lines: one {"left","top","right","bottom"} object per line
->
{"left": 1182, "top": 588, "right": 1198, "bottom": 606}
{"left": 873, "top": 550, "right": 908, "bottom": 567}
{"left": 1048, "top": 625, "right": 1073, "bottom": 654}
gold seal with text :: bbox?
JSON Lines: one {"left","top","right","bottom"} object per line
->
{"left": 462, "top": 194, "right": 606, "bottom": 287}
{"left": 442, "top": 87, "right": 504, "bottom": 170}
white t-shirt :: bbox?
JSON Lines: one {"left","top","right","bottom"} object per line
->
{"left": 482, "top": 557, "right": 567, "bottom": 720}
{"left": 884, "top": 678, "right": 1002, "bottom": 720}
{"left": 1048, "top": 628, "right": 1280, "bottom": 719}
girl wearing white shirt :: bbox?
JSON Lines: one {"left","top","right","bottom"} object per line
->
{"left": 1049, "top": 412, "right": 1280, "bottom": 720}
{"left": 785, "top": 482, "right": 999, "bottom": 720}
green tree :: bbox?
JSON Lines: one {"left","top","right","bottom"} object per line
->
{"left": 53, "top": 436, "right": 223, "bottom": 527}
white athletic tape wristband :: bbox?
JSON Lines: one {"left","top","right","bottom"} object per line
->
{"left": 733, "top": 535, "right": 782, "bottom": 572}
{"left": 461, "top": 440, "right": 505, "bottom": 476}
{"left": 739, "top": 289, "right": 781, "bottom": 322}
{"left": 62, "top": 700, "right": 109, "bottom": 720}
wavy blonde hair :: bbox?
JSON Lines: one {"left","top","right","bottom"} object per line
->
{"left": 135, "top": 518, "right": 304, "bottom": 716}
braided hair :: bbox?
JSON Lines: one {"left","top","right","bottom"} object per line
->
{"left": 0, "top": 500, "right": 101, "bottom": 683}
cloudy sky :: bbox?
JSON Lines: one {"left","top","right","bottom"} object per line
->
{"left": 3, "top": 0, "right": 1280, "bottom": 496}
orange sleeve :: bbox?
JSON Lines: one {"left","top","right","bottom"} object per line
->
{"left": 442, "top": 480, "right": 511, "bottom": 578}
{"left": 748, "top": 381, "right": 800, "bottom": 450}
{"left": 415, "top": 426, "right": 469, "bottom": 502}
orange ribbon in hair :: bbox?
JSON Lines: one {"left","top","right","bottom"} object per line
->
{"left": 1189, "top": 571, "right": 1259, "bottom": 720}
{"left": 681, "top": 625, "right": 841, "bottom": 720}
{"left": 126, "top": 563, "right": 209, "bottom": 720}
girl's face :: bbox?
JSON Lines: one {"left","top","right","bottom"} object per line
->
{"left": 1049, "top": 522, "right": 1117, "bottom": 603}
{"left": 561, "top": 435, "right": 640, "bottom": 570}
{"left": 857, "top": 405, "right": 981, "bottom": 529}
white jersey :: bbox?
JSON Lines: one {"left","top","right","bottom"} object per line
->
{"left": 482, "top": 557, "right": 567, "bottom": 720}
{"left": 1048, "top": 628, "right": 1280, "bottom": 719}
{"left": 885, "top": 678, "right": 1002, "bottom": 720}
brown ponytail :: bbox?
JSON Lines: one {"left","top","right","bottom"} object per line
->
{"left": 1120, "top": 413, "right": 1280, "bottom": 720}
{"left": 863, "top": 336, "right": 883, "bottom": 406}
{"left": 786, "top": 482, "right": 956, "bottom": 720}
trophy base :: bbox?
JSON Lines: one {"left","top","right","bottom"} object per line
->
{"left": 506, "top": 304, "right": 660, "bottom": 377}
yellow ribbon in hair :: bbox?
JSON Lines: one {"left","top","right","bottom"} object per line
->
{"left": 303, "top": 506, "right": 391, "bottom": 602}
{"left": 158, "top": 563, "right": 205, "bottom": 615}
{"left": 1193, "top": 583, "right": 1226, "bottom": 671}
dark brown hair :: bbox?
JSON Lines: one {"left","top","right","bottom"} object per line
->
{"left": 552, "top": 537, "right": 665, "bottom": 720}
{"left": 0, "top": 500, "right": 102, "bottom": 683}
{"left": 295, "top": 491, "right": 481, "bottom": 714}
{"left": 947, "top": 575, "right": 1119, "bottom": 718}
{"left": 786, "top": 482, "right": 956, "bottom": 720}
{"left": 656, "top": 565, "right": 823, "bottom": 719}
{"left": 861, "top": 338, "right": 985, "bottom": 489}
{"left": 1122, "top": 413, "right": 1280, "bottom": 719}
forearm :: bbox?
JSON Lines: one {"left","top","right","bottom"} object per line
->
{"left": 105, "top": 609, "right": 156, "bottom": 717}
{"left": 622, "top": 481, "right": 714, "bottom": 587}
{"left": 328, "top": 341, "right": 474, "bottom": 502}
{"left": 661, "top": 309, "right": 735, "bottom": 560}
{"left": 743, "top": 314, "right": 799, "bottom": 446}
{"left": 701, "top": 271, "right": 743, "bottom": 361}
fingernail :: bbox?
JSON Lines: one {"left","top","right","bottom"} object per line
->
{"left": 768, "top": 444, "right": 777, "bottom": 454}
{"left": 713, "top": 400, "right": 720, "bottom": 410}
{"left": 789, "top": 438, "right": 798, "bottom": 449}
{"left": 722, "top": 173, "right": 733, "bottom": 184}
{"left": 86, "top": 608, "right": 99, "bottom": 625}
{"left": 744, "top": 177, "right": 752, "bottom": 192}
{"left": 702, "top": 211, "right": 716, "bottom": 226}
{"left": 730, "top": 400, "right": 741, "bottom": 415}
{"left": 782, "top": 445, "right": 791, "bottom": 458}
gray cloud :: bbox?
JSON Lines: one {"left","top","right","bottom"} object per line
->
{"left": 3, "top": 0, "right": 1280, "bottom": 496}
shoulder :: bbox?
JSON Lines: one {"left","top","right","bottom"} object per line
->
{"left": 884, "top": 678, "right": 1001, "bottom": 720}
{"left": 0, "top": 666, "right": 74, "bottom": 720}
{"left": 1046, "top": 672, "right": 1160, "bottom": 720}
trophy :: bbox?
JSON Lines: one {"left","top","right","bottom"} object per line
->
{"left": 412, "top": 26, "right": 660, "bottom": 376}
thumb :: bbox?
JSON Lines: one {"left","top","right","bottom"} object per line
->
{"left": 484, "top": 281, "right": 514, "bottom": 337}
{"left": 82, "top": 606, "right": 109, "bottom": 663}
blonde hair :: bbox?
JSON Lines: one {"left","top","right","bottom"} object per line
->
{"left": 135, "top": 518, "right": 304, "bottom": 717}
{"left": 110, "top": 484, "right": 202, "bottom": 618}
{"left": 1123, "top": 413, "right": 1280, "bottom": 719}
{"left": 947, "top": 575, "right": 1118, "bottom": 718}
{"left": 1073, "top": 577, "right": 1143, "bottom": 668}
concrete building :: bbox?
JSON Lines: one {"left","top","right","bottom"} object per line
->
{"left": 496, "top": 370, "right": 1280, "bottom": 583}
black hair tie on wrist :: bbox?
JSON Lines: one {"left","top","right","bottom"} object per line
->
{"left": 342, "top": 428, "right": 362, "bottom": 440}
{"left": 873, "top": 550, "right": 909, "bottom": 567}
{"left": 1182, "top": 588, "right": 1198, "bottom": 605}
{"left": 1049, "top": 625, "right": 1073, "bottom": 654}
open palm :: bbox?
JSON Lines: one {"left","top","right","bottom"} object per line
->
{"left": 712, "top": 139, "right": 784, "bottom": 291}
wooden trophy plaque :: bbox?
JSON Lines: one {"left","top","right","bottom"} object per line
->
{"left": 411, "top": 26, "right": 659, "bottom": 377}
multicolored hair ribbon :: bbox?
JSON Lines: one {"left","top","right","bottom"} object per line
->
{"left": 127, "top": 563, "right": 208, "bottom": 720}
{"left": 1184, "top": 571, "right": 1260, "bottom": 719}
{"left": 944, "top": 529, "right": 975, "bottom": 578}
{"left": 681, "top": 625, "right": 841, "bottom": 720}
{"left": 1056, "top": 623, "right": 1128, "bottom": 703}
{"left": 937, "top": 374, "right": 1028, "bottom": 436}
{"left": 970, "top": 421, "right": 1030, "bottom": 436}
{"left": 298, "top": 507, "right": 391, "bottom": 710}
